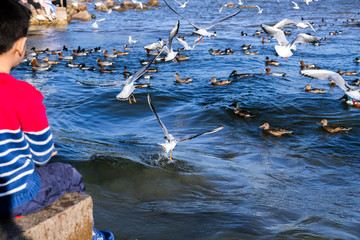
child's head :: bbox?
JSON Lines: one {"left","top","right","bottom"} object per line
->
{"left": 0, "top": 0, "right": 31, "bottom": 71}
{"left": 0, "top": 0, "right": 31, "bottom": 55}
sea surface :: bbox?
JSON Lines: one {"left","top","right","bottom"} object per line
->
{"left": 12, "top": 0, "right": 360, "bottom": 239}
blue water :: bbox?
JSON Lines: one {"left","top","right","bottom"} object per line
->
{"left": 12, "top": 0, "right": 360, "bottom": 239}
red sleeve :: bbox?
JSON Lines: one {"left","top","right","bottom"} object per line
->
{"left": 17, "top": 83, "right": 50, "bottom": 132}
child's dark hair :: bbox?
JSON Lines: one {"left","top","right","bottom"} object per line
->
{"left": 0, "top": 0, "right": 31, "bottom": 55}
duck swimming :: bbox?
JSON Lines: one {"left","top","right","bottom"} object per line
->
{"left": 58, "top": 52, "right": 74, "bottom": 60}
{"left": 99, "top": 65, "right": 116, "bottom": 73}
{"left": 42, "top": 57, "right": 59, "bottom": 65}
{"left": 265, "top": 67, "right": 286, "bottom": 77}
{"left": 317, "top": 119, "right": 351, "bottom": 133}
{"left": 241, "top": 44, "right": 252, "bottom": 50}
{"left": 97, "top": 58, "right": 114, "bottom": 66}
{"left": 72, "top": 49, "right": 87, "bottom": 56}
{"left": 30, "top": 58, "right": 51, "bottom": 71}
{"left": 245, "top": 51, "right": 259, "bottom": 55}
{"left": 113, "top": 49, "right": 129, "bottom": 56}
{"left": 265, "top": 57, "right": 280, "bottom": 66}
{"left": 79, "top": 63, "right": 96, "bottom": 71}
{"left": 230, "top": 102, "right": 254, "bottom": 118}
{"left": 229, "top": 70, "right": 252, "bottom": 78}
{"left": 259, "top": 123, "right": 292, "bottom": 137}
{"left": 176, "top": 53, "right": 190, "bottom": 61}
{"left": 209, "top": 78, "right": 231, "bottom": 86}
{"left": 209, "top": 49, "right": 225, "bottom": 55}
{"left": 299, "top": 60, "right": 316, "bottom": 69}
{"left": 67, "top": 60, "right": 81, "bottom": 68}
{"left": 146, "top": 68, "right": 158, "bottom": 73}
{"left": 337, "top": 70, "right": 358, "bottom": 76}
{"left": 303, "top": 84, "right": 325, "bottom": 93}
{"left": 174, "top": 73, "right": 193, "bottom": 83}
{"left": 103, "top": 50, "right": 118, "bottom": 58}
{"left": 123, "top": 66, "right": 131, "bottom": 76}
{"left": 261, "top": 37, "right": 270, "bottom": 44}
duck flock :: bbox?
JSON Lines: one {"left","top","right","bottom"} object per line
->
{"left": 23, "top": 0, "right": 360, "bottom": 161}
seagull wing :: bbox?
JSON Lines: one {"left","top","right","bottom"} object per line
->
{"left": 169, "top": 21, "right": 180, "bottom": 52}
{"left": 291, "top": 1, "right": 299, "bottom": 7}
{"left": 75, "top": 80, "right": 122, "bottom": 87}
{"left": 176, "top": 37, "right": 190, "bottom": 49}
{"left": 176, "top": 126, "right": 224, "bottom": 143}
{"left": 191, "top": 36, "right": 202, "bottom": 48}
{"left": 203, "top": 10, "right": 242, "bottom": 30}
{"left": 290, "top": 33, "right": 319, "bottom": 47}
{"left": 300, "top": 69, "right": 352, "bottom": 91}
{"left": 147, "top": 93, "right": 171, "bottom": 140}
{"left": 273, "top": 18, "right": 298, "bottom": 29}
{"left": 164, "top": 0, "right": 199, "bottom": 29}
{"left": 219, "top": 5, "right": 224, "bottom": 13}
{"left": 261, "top": 24, "right": 289, "bottom": 46}
{"left": 128, "top": 46, "right": 166, "bottom": 85}
{"left": 174, "top": 0, "right": 182, "bottom": 6}
{"left": 304, "top": 21, "right": 317, "bottom": 33}
{"left": 98, "top": 18, "right": 106, "bottom": 23}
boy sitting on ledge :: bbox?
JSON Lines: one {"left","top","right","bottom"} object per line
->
{"left": 0, "top": 1, "right": 112, "bottom": 239}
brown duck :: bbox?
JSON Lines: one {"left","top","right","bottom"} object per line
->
{"left": 174, "top": 73, "right": 193, "bottom": 83}
{"left": 303, "top": 84, "right": 325, "bottom": 93}
{"left": 259, "top": 123, "right": 292, "bottom": 137}
{"left": 209, "top": 78, "right": 231, "bottom": 86}
{"left": 317, "top": 119, "right": 351, "bottom": 133}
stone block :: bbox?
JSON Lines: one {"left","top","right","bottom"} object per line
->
{"left": 0, "top": 193, "right": 93, "bottom": 240}
{"left": 121, "top": 1, "right": 136, "bottom": 9}
{"left": 71, "top": 10, "right": 92, "bottom": 21}
{"left": 147, "top": 0, "right": 159, "bottom": 6}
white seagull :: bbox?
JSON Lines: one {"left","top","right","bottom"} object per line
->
{"left": 176, "top": 36, "right": 202, "bottom": 50}
{"left": 255, "top": 5, "right": 263, "bottom": 14}
{"left": 291, "top": 1, "right": 299, "bottom": 9}
{"left": 132, "top": 0, "right": 143, "bottom": 9}
{"left": 261, "top": 24, "right": 319, "bottom": 59}
{"left": 304, "top": 0, "right": 313, "bottom": 5}
{"left": 91, "top": 18, "right": 105, "bottom": 30}
{"left": 164, "top": 21, "right": 180, "bottom": 62}
{"left": 144, "top": 39, "right": 164, "bottom": 53}
{"left": 116, "top": 47, "right": 165, "bottom": 103}
{"left": 301, "top": 70, "right": 360, "bottom": 101}
{"left": 164, "top": 0, "right": 241, "bottom": 39}
{"left": 273, "top": 19, "right": 316, "bottom": 33}
{"left": 128, "top": 36, "right": 138, "bottom": 44}
{"left": 174, "top": 0, "right": 189, "bottom": 8}
{"left": 147, "top": 93, "right": 224, "bottom": 161}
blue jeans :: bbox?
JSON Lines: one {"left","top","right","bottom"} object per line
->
{"left": 9, "top": 162, "right": 86, "bottom": 218}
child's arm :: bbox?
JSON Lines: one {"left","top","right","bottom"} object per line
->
{"left": 18, "top": 83, "right": 55, "bottom": 166}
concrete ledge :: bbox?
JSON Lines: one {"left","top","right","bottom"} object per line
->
{"left": 0, "top": 193, "right": 93, "bottom": 240}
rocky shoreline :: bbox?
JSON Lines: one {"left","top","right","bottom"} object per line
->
{"left": 30, "top": 0, "right": 159, "bottom": 25}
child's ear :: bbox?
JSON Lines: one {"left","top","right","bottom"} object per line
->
{"left": 14, "top": 37, "right": 27, "bottom": 58}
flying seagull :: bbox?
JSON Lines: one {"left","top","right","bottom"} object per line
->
{"left": 164, "top": 21, "right": 180, "bottom": 62}
{"left": 91, "top": 18, "right": 105, "bottom": 30}
{"left": 261, "top": 24, "right": 319, "bottom": 59}
{"left": 116, "top": 47, "right": 165, "bottom": 103}
{"left": 147, "top": 93, "right": 224, "bottom": 161}
{"left": 163, "top": 0, "right": 241, "bottom": 39}
{"left": 174, "top": 0, "right": 189, "bottom": 8}
{"left": 176, "top": 36, "right": 202, "bottom": 50}
{"left": 273, "top": 18, "right": 316, "bottom": 33}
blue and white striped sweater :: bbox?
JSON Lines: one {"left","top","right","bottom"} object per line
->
{"left": 0, "top": 127, "right": 54, "bottom": 209}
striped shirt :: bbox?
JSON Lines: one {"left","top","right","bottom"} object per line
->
{"left": 0, "top": 73, "right": 54, "bottom": 210}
